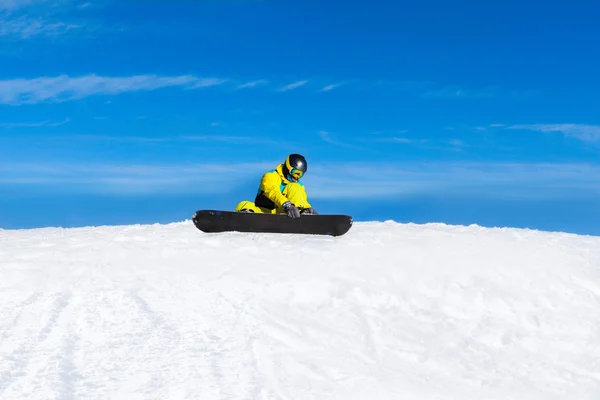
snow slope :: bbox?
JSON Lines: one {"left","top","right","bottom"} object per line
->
{"left": 1, "top": 220, "right": 600, "bottom": 400}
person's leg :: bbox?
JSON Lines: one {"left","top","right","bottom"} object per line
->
{"left": 235, "top": 200, "right": 276, "bottom": 213}
{"left": 236, "top": 200, "right": 262, "bottom": 213}
{"left": 277, "top": 183, "right": 312, "bottom": 213}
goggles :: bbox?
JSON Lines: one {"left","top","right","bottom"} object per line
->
{"left": 290, "top": 168, "right": 304, "bottom": 181}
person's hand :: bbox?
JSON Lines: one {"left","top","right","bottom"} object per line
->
{"left": 282, "top": 202, "right": 301, "bottom": 218}
{"left": 300, "top": 207, "right": 318, "bottom": 215}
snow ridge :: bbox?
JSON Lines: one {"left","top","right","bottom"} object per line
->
{"left": 1, "top": 220, "right": 600, "bottom": 399}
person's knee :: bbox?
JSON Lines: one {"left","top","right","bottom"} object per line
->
{"left": 236, "top": 200, "right": 260, "bottom": 212}
{"left": 285, "top": 183, "right": 310, "bottom": 207}
{"left": 236, "top": 200, "right": 278, "bottom": 214}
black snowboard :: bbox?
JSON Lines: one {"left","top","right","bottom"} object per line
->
{"left": 192, "top": 210, "right": 353, "bottom": 236}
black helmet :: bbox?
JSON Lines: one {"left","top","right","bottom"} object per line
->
{"left": 283, "top": 153, "right": 307, "bottom": 182}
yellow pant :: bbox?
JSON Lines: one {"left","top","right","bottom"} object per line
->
{"left": 235, "top": 182, "right": 310, "bottom": 213}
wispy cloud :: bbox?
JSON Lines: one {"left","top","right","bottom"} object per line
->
{"left": 371, "top": 136, "right": 466, "bottom": 152}
{"left": 307, "top": 162, "right": 600, "bottom": 199}
{"left": 180, "top": 135, "right": 279, "bottom": 145}
{"left": 422, "top": 86, "right": 499, "bottom": 99}
{"left": 0, "top": 74, "right": 227, "bottom": 105}
{"left": 383, "top": 137, "right": 414, "bottom": 144}
{"left": 236, "top": 80, "right": 268, "bottom": 89}
{"left": 0, "top": 0, "right": 47, "bottom": 11}
{"left": 0, "top": 16, "right": 79, "bottom": 38}
{"left": 372, "top": 79, "right": 433, "bottom": 92}
{"left": 0, "top": 161, "right": 275, "bottom": 194}
{"left": 2, "top": 160, "right": 599, "bottom": 199}
{"left": 505, "top": 124, "right": 600, "bottom": 142}
{"left": 367, "top": 134, "right": 513, "bottom": 153}
{"left": 39, "top": 133, "right": 281, "bottom": 145}
{"left": 422, "top": 86, "right": 536, "bottom": 100}
{"left": 64, "top": 135, "right": 172, "bottom": 143}
{"left": 318, "top": 130, "right": 347, "bottom": 146}
{"left": 0, "top": 117, "right": 70, "bottom": 128}
{"left": 448, "top": 139, "right": 466, "bottom": 147}
{"left": 367, "top": 129, "right": 409, "bottom": 136}
{"left": 189, "top": 78, "right": 229, "bottom": 89}
{"left": 320, "top": 82, "right": 345, "bottom": 92}
{"left": 0, "top": 0, "right": 85, "bottom": 39}
{"left": 318, "top": 130, "right": 372, "bottom": 151}
{"left": 278, "top": 80, "right": 308, "bottom": 92}
{"left": 317, "top": 130, "right": 336, "bottom": 144}
{"left": 372, "top": 136, "right": 427, "bottom": 145}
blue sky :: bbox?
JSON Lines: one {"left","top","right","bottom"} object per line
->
{"left": 1, "top": 0, "right": 599, "bottom": 235}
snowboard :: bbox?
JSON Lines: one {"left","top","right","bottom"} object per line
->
{"left": 192, "top": 209, "right": 353, "bottom": 236}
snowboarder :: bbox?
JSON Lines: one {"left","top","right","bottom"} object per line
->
{"left": 235, "top": 153, "right": 318, "bottom": 218}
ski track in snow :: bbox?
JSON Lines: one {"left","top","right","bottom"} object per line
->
{"left": 1, "top": 220, "right": 600, "bottom": 399}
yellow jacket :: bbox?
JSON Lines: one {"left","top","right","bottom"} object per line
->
{"left": 255, "top": 164, "right": 311, "bottom": 210}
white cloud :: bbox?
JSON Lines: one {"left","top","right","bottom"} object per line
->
{"left": 318, "top": 130, "right": 363, "bottom": 150}
{"left": 369, "top": 136, "right": 469, "bottom": 152}
{"left": 66, "top": 135, "right": 172, "bottom": 143}
{"left": 0, "top": 0, "right": 83, "bottom": 39}
{"left": 448, "top": 139, "right": 466, "bottom": 147}
{"left": 278, "top": 80, "right": 308, "bottom": 92}
{"left": 41, "top": 134, "right": 281, "bottom": 145}
{"left": 0, "top": 15, "right": 79, "bottom": 38}
{"left": 0, "top": 117, "right": 70, "bottom": 128}
{"left": 0, "top": 161, "right": 275, "bottom": 194}
{"left": 320, "top": 82, "right": 344, "bottom": 92}
{"left": 422, "top": 86, "right": 536, "bottom": 100}
{"left": 367, "top": 129, "right": 409, "bottom": 135}
{"left": 318, "top": 130, "right": 334, "bottom": 143}
{"left": 306, "top": 162, "right": 600, "bottom": 199}
{"left": 0, "top": 0, "right": 45, "bottom": 11}
{"left": 236, "top": 80, "right": 268, "bottom": 89}
{"left": 373, "top": 137, "right": 427, "bottom": 144}
{"left": 422, "top": 86, "right": 498, "bottom": 99}
{"left": 386, "top": 137, "right": 413, "bottom": 144}
{"left": 1, "top": 160, "right": 599, "bottom": 199}
{"left": 189, "top": 78, "right": 229, "bottom": 89}
{"left": 179, "top": 135, "right": 279, "bottom": 145}
{"left": 0, "top": 74, "right": 227, "bottom": 105}
{"left": 506, "top": 124, "right": 600, "bottom": 142}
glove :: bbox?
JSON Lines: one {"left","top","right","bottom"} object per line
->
{"left": 282, "top": 201, "right": 301, "bottom": 218}
{"left": 300, "top": 207, "right": 318, "bottom": 215}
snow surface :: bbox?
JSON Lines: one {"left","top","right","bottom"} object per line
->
{"left": 1, "top": 220, "right": 600, "bottom": 400}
